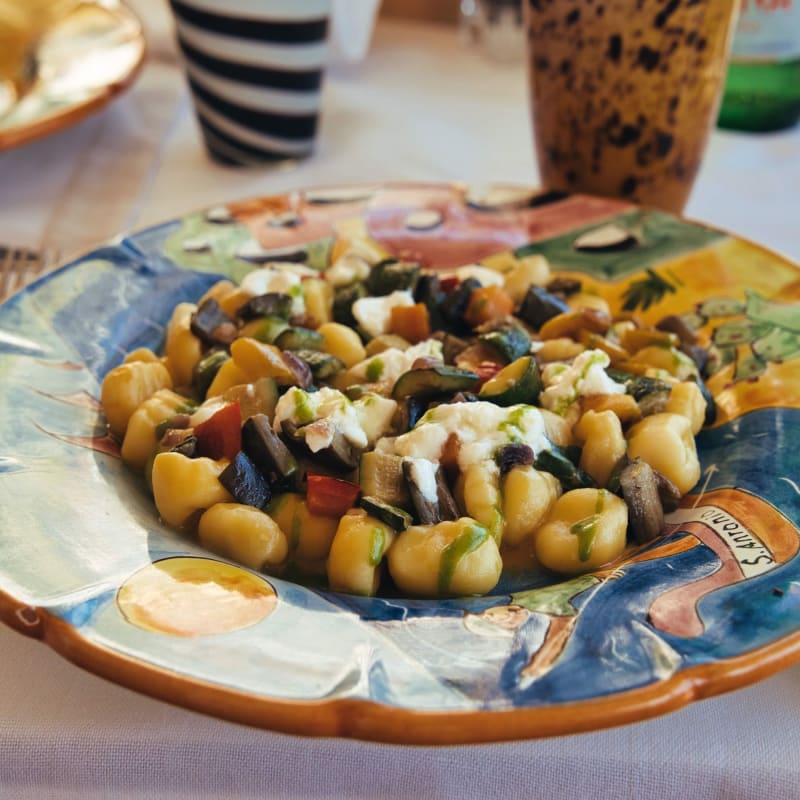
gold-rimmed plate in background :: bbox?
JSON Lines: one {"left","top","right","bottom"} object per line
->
{"left": 0, "top": 0, "right": 145, "bottom": 151}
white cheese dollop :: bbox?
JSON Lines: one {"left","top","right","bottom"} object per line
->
{"left": 402, "top": 457, "right": 439, "bottom": 503}
{"left": 540, "top": 349, "right": 626, "bottom": 416}
{"left": 325, "top": 253, "right": 371, "bottom": 287}
{"left": 273, "top": 386, "right": 367, "bottom": 451}
{"left": 353, "top": 393, "right": 398, "bottom": 446}
{"left": 348, "top": 339, "right": 443, "bottom": 389}
{"left": 240, "top": 266, "right": 305, "bottom": 313}
{"left": 376, "top": 401, "right": 550, "bottom": 472}
{"left": 352, "top": 290, "right": 415, "bottom": 339}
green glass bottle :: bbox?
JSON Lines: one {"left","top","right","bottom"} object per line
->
{"left": 718, "top": 0, "right": 800, "bottom": 132}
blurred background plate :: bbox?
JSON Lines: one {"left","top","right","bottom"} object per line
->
{"left": 0, "top": 0, "right": 145, "bottom": 151}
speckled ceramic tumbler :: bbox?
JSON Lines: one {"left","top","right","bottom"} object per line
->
{"left": 525, "top": 0, "right": 738, "bottom": 213}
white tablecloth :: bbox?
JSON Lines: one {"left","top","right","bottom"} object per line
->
{"left": 1, "top": 3, "right": 800, "bottom": 798}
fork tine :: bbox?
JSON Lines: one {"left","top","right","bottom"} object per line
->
{"left": 0, "top": 246, "right": 61, "bottom": 303}
{"left": 0, "top": 247, "right": 24, "bottom": 301}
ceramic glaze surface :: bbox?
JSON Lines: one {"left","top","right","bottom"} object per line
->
{"left": 0, "top": 2, "right": 145, "bottom": 150}
{"left": 1, "top": 183, "right": 798, "bottom": 743}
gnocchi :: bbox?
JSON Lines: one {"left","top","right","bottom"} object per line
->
{"left": 535, "top": 489, "right": 628, "bottom": 575}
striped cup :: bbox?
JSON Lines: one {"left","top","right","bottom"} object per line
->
{"left": 169, "top": 0, "right": 330, "bottom": 166}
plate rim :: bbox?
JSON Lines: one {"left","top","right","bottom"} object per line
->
{"left": 0, "top": 2, "right": 146, "bottom": 151}
{"left": 4, "top": 589, "right": 800, "bottom": 744}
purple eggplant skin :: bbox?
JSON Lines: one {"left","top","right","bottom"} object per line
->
{"left": 219, "top": 451, "right": 271, "bottom": 509}
{"left": 191, "top": 298, "right": 238, "bottom": 347}
{"left": 619, "top": 458, "right": 665, "bottom": 545}
{"left": 242, "top": 414, "right": 297, "bottom": 481}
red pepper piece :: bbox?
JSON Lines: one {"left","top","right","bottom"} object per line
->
{"left": 306, "top": 473, "right": 361, "bottom": 518}
{"left": 194, "top": 400, "right": 242, "bottom": 462}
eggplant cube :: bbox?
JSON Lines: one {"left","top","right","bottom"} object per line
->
{"left": 219, "top": 451, "right": 271, "bottom": 509}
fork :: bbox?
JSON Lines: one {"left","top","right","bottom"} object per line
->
{"left": 0, "top": 246, "right": 60, "bottom": 303}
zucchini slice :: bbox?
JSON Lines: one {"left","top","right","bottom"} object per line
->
{"left": 333, "top": 282, "right": 367, "bottom": 328}
{"left": 478, "top": 321, "right": 531, "bottom": 363}
{"left": 392, "top": 366, "right": 479, "bottom": 400}
{"left": 366, "top": 259, "right": 420, "bottom": 296}
{"left": 478, "top": 355, "right": 542, "bottom": 406}
{"left": 292, "top": 349, "right": 346, "bottom": 381}
{"left": 359, "top": 451, "right": 410, "bottom": 508}
{"left": 274, "top": 327, "right": 325, "bottom": 352}
{"left": 359, "top": 496, "right": 413, "bottom": 531}
{"left": 193, "top": 350, "right": 229, "bottom": 399}
{"left": 238, "top": 315, "right": 290, "bottom": 344}
{"left": 237, "top": 292, "right": 294, "bottom": 321}
{"left": 534, "top": 446, "right": 597, "bottom": 491}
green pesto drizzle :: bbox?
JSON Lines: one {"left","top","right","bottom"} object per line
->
{"left": 294, "top": 391, "right": 314, "bottom": 424}
{"left": 438, "top": 523, "right": 489, "bottom": 594}
{"left": 368, "top": 526, "right": 386, "bottom": 566}
{"left": 498, "top": 406, "right": 527, "bottom": 444}
{"left": 553, "top": 352, "right": 606, "bottom": 417}
{"left": 569, "top": 490, "right": 607, "bottom": 561}
{"left": 366, "top": 358, "right": 385, "bottom": 382}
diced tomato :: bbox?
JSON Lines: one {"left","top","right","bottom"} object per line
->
{"left": 473, "top": 361, "right": 504, "bottom": 388}
{"left": 464, "top": 285, "right": 515, "bottom": 327}
{"left": 194, "top": 401, "right": 242, "bottom": 461}
{"left": 390, "top": 302, "right": 431, "bottom": 344}
{"left": 306, "top": 473, "right": 361, "bottom": 517}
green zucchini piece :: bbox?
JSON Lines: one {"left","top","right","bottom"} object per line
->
{"left": 193, "top": 350, "right": 229, "bottom": 399}
{"left": 333, "top": 282, "right": 367, "bottom": 328}
{"left": 366, "top": 259, "right": 420, "bottom": 296}
{"left": 392, "top": 366, "right": 479, "bottom": 400}
{"left": 292, "top": 349, "right": 345, "bottom": 380}
{"left": 237, "top": 292, "right": 294, "bottom": 321}
{"left": 239, "top": 315, "right": 290, "bottom": 344}
{"left": 359, "top": 451, "right": 410, "bottom": 508}
{"left": 478, "top": 321, "right": 531, "bottom": 363}
{"left": 605, "top": 368, "right": 672, "bottom": 400}
{"left": 274, "top": 326, "right": 325, "bottom": 351}
{"left": 534, "top": 446, "right": 597, "bottom": 491}
{"left": 478, "top": 355, "right": 542, "bottom": 406}
{"left": 359, "top": 496, "right": 413, "bottom": 531}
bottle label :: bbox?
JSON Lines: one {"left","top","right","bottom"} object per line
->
{"left": 732, "top": 0, "right": 800, "bottom": 61}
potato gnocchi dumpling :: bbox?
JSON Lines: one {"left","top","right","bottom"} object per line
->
{"left": 626, "top": 412, "right": 701, "bottom": 495}
{"left": 199, "top": 503, "right": 288, "bottom": 571}
{"left": 151, "top": 452, "right": 233, "bottom": 528}
{"left": 535, "top": 489, "right": 628, "bottom": 575}
{"left": 388, "top": 518, "right": 502, "bottom": 597}
{"left": 327, "top": 510, "right": 395, "bottom": 595}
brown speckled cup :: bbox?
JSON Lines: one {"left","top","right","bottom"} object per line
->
{"left": 525, "top": 0, "right": 737, "bottom": 213}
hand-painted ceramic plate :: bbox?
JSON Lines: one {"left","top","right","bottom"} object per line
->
{"left": 1, "top": 183, "right": 799, "bottom": 744}
{"left": 0, "top": 1, "right": 145, "bottom": 151}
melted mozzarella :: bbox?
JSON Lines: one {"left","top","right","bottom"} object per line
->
{"left": 376, "top": 401, "right": 550, "bottom": 471}
{"left": 540, "top": 349, "right": 626, "bottom": 416}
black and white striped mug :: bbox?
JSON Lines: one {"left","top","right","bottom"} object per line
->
{"left": 169, "top": 0, "right": 330, "bottom": 166}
